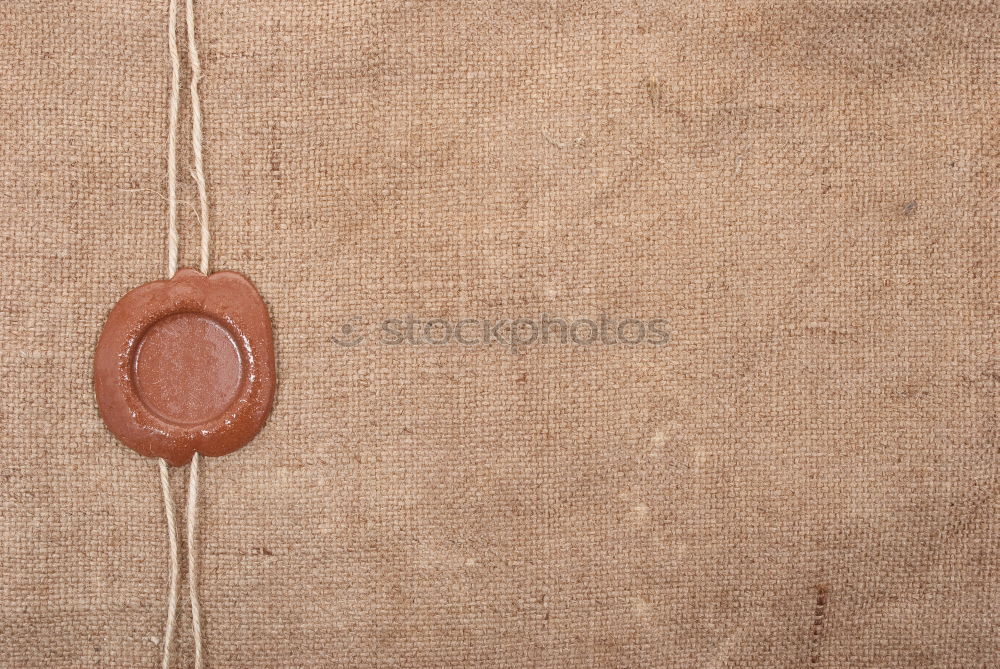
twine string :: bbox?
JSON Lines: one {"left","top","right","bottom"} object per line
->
{"left": 160, "top": 0, "right": 208, "bottom": 667}
{"left": 166, "top": 0, "right": 179, "bottom": 278}
{"left": 186, "top": 0, "right": 209, "bottom": 275}
{"left": 158, "top": 460, "right": 179, "bottom": 669}
{"left": 187, "top": 452, "right": 203, "bottom": 668}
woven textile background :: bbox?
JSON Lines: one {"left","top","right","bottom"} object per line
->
{"left": 1, "top": 1, "right": 997, "bottom": 667}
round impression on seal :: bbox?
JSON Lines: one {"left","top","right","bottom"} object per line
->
{"left": 130, "top": 311, "right": 246, "bottom": 426}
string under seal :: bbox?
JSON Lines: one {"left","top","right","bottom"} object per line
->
{"left": 163, "top": 0, "right": 208, "bottom": 666}
{"left": 93, "top": 2, "right": 276, "bottom": 667}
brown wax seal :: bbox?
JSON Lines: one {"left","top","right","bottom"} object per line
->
{"left": 94, "top": 268, "right": 275, "bottom": 466}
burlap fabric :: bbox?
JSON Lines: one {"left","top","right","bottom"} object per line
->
{"left": 1, "top": 2, "right": 996, "bottom": 667}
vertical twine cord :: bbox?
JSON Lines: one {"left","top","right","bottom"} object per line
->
{"left": 161, "top": 0, "right": 207, "bottom": 667}
{"left": 161, "top": 0, "right": 182, "bottom": 665}
{"left": 187, "top": 453, "right": 203, "bottom": 669}
{"left": 166, "top": 0, "right": 179, "bottom": 277}
{"left": 186, "top": 0, "right": 209, "bottom": 275}
{"left": 158, "top": 460, "right": 180, "bottom": 669}
{"left": 184, "top": 0, "right": 207, "bottom": 664}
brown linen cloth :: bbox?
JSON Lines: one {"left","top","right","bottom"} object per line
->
{"left": 0, "top": 1, "right": 996, "bottom": 667}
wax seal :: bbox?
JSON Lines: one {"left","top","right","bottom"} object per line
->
{"left": 94, "top": 269, "right": 275, "bottom": 466}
